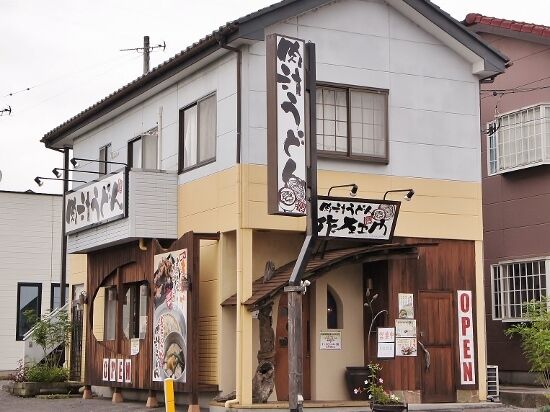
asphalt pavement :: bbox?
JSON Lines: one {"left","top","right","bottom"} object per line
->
{"left": 0, "top": 382, "right": 539, "bottom": 412}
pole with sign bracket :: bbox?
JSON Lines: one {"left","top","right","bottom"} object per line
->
{"left": 286, "top": 41, "right": 317, "bottom": 412}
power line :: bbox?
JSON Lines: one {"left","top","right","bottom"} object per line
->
{"left": 2, "top": 52, "right": 135, "bottom": 99}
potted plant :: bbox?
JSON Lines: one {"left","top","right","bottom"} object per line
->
{"left": 354, "top": 363, "right": 407, "bottom": 412}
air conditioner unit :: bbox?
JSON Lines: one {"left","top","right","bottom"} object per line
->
{"left": 487, "top": 365, "right": 499, "bottom": 401}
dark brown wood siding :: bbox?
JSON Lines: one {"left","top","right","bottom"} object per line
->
{"left": 85, "top": 233, "right": 200, "bottom": 393}
{"left": 365, "top": 238, "right": 477, "bottom": 399}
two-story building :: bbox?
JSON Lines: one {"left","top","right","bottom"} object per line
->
{"left": 41, "top": 0, "right": 507, "bottom": 408}
{"left": 465, "top": 13, "right": 550, "bottom": 386}
{"left": 0, "top": 190, "right": 64, "bottom": 374}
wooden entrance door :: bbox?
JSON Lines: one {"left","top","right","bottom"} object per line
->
{"left": 418, "top": 291, "right": 455, "bottom": 402}
{"left": 274, "top": 292, "right": 311, "bottom": 400}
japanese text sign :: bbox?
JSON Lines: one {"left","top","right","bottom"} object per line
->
{"left": 267, "top": 34, "right": 307, "bottom": 216}
{"left": 317, "top": 196, "right": 400, "bottom": 241}
{"left": 65, "top": 168, "right": 127, "bottom": 234}
{"left": 457, "top": 290, "right": 476, "bottom": 384}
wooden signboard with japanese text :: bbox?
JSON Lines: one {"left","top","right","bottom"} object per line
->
{"left": 267, "top": 34, "right": 307, "bottom": 216}
{"left": 317, "top": 196, "right": 400, "bottom": 241}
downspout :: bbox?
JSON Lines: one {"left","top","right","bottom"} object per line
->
{"left": 218, "top": 38, "right": 245, "bottom": 405}
{"left": 158, "top": 106, "right": 163, "bottom": 169}
{"left": 60, "top": 148, "right": 69, "bottom": 308}
{"left": 217, "top": 40, "right": 241, "bottom": 164}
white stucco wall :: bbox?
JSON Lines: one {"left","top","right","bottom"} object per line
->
{"left": 311, "top": 264, "right": 364, "bottom": 400}
{"left": 0, "top": 192, "right": 62, "bottom": 371}
{"left": 241, "top": 0, "right": 482, "bottom": 183}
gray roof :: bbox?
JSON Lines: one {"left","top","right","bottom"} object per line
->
{"left": 41, "top": 0, "right": 509, "bottom": 148}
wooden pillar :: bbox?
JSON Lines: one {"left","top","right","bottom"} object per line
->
{"left": 236, "top": 228, "right": 254, "bottom": 404}
{"left": 112, "top": 387, "right": 123, "bottom": 403}
{"left": 287, "top": 288, "right": 303, "bottom": 411}
{"left": 146, "top": 390, "right": 158, "bottom": 408}
{"left": 82, "top": 385, "right": 92, "bottom": 399}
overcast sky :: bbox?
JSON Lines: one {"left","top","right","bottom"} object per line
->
{"left": 1, "top": 0, "right": 549, "bottom": 194}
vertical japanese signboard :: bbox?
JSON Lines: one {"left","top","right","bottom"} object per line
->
{"left": 267, "top": 34, "right": 307, "bottom": 216}
{"left": 457, "top": 290, "right": 476, "bottom": 384}
{"left": 152, "top": 249, "right": 188, "bottom": 383}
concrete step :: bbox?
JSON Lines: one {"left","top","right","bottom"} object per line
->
{"left": 499, "top": 385, "right": 549, "bottom": 409}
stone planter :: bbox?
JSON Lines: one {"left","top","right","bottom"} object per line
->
{"left": 6, "top": 381, "right": 81, "bottom": 397}
{"left": 371, "top": 403, "right": 408, "bottom": 412}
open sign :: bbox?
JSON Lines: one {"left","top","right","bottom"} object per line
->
{"left": 457, "top": 290, "right": 476, "bottom": 384}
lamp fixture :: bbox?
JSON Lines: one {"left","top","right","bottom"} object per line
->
{"left": 327, "top": 183, "right": 359, "bottom": 197}
{"left": 34, "top": 176, "right": 87, "bottom": 187}
{"left": 70, "top": 157, "right": 127, "bottom": 169}
{"left": 383, "top": 188, "right": 415, "bottom": 201}
{"left": 52, "top": 167, "right": 99, "bottom": 178}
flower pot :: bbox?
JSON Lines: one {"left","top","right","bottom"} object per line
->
{"left": 371, "top": 403, "right": 408, "bottom": 412}
{"left": 345, "top": 366, "right": 370, "bottom": 401}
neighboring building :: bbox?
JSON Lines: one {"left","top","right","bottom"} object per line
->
{"left": 41, "top": 0, "right": 507, "bottom": 407}
{"left": 0, "top": 190, "right": 63, "bottom": 372}
{"left": 465, "top": 13, "right": 550, "bottom": 385}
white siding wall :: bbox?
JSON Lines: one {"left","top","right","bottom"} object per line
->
{"left": 67, "top": 170, "right": 177, "bottom": 254}
{"left": 241, "top": 0, "right": 482, "bottom": 183}
{"left": 71, "top": 53, "right": 237, "bottom": 186}
{"left": 0, "top": 192, "right": 62, "bottom": 371}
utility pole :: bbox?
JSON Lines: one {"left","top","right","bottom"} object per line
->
{"left": 143, "top": 36, "right": 150, "bottom": 75}
{"left": 120, "top": 37, "right": 166, "bottom": 76}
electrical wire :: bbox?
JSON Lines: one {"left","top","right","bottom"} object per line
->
{"left": 13, "top": 53, "right": 143, "bottom": 115}
{"left": 2, "top": 52, "right": 136, "bottom": 98}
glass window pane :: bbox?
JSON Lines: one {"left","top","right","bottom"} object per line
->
{"left": 99, "top": 146, "right": 107, "bottom": 175}
{"left": 143, "top": 131, "right": 158, "bottom": 169}
{"left": 17, "top": 284, "right": 41, "bottom": 339}
{"left": 51, "top": 283, "right": 69, "bottom": 311}
{"left": 131, "top": 138, "right": 142, "bottom": 169}
{"left": 183, "top": 105, "right": 198, "bottom": 168}
{"left": 104, "top": 287, "right": 117, "bottom": 341}
{"left": 198, "top": 95, "right": 216, "bottom": 163}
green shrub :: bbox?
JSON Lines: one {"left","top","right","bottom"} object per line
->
{"left": 506, "top": 297, "right": 550, "bottom": 392}
{"left": 538, "top": 406, "right": 550, "bottom": 412}
{"left": 26, "top": 364, "right": 69, "bottom": 383}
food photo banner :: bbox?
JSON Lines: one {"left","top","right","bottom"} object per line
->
{"left": 65, "top": 168, "right": 127, "bottom": 234}
{"left": 317, "top": 196, "right": 400, "bottom": 241}
{"left": 267, "top": 34, "right": 307, "bottom": 216}
{"left": 152, "top": 249, "right": 188, "bottom": 383}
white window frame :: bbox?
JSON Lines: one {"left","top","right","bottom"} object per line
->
{"left": 487, "top": 103, "right": 550, "bottom": 176}
{"left": 128, "top": 127, "right": 159, "bottom": 170}
{"left": 99, "top": 144, "right": 112, "bottom": 176}
{"left": 490, "top": 257, "right": 549, "bottom": 322}
{"left": 178, "top": 92, "right": 217, "bottom": 173}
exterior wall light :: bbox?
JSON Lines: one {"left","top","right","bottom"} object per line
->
{"left": 34, "top": 176, "right": 86, "bottom": 187}
{"left": 70, "top": 157, "right": 127, "bottom": 169}
{"left": 327, "top": 183, "right": 359, "bottom": 197}
{"left": 383, "top": 188, "right": 415, "bottom": 201}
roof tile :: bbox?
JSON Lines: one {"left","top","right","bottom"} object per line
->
{"left": 464, "top": 13, "right": 550, "bottom": 39}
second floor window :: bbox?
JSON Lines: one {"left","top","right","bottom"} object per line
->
{"left": 179, "top": 93, "right": 216, "bottom": 172}
{"left": 487, "top": 104, "right": 548, "bottom": 175}
{"left": 99, "top": 144, "right": 111, "bottom": 176}
{"left": 129, "top": 127, "right": 158, "bottom": 170}
{"left": 317, "top": 85, "right": 388, "bottom": 163}
{"left": 491, "top": 258, "right": 548, "bottom": 321}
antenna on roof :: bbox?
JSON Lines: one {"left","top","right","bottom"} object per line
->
{"left": 120, "top": 36, "right": 167, "bottom": 75}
